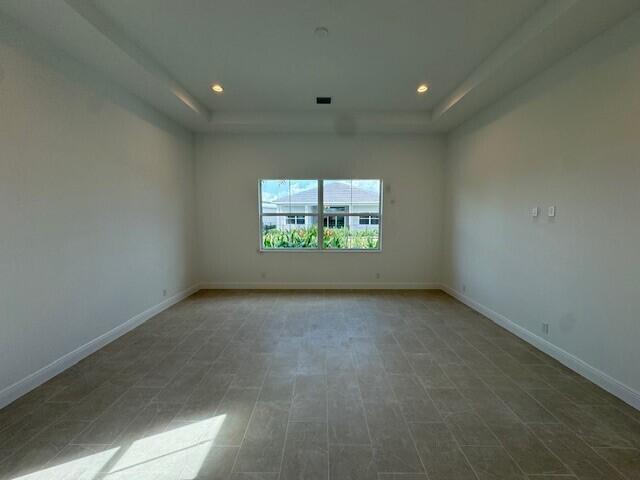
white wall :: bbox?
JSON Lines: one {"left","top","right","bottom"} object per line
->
{"left": 196, "top": 134, "right": 445, "bottom": 288}
{"left": 4, "top": 4, "right": 639, "bottom": 412}
{"left": 443, "top": 14, "right": 640, "bottom": 402}
{"left": 0, "top": 26, "right": 197, "bottom": 401}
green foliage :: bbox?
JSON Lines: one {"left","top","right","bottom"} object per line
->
{"left": 262, "top": 225, "right": 379, "bottom": 249}
{"left": 262, "top": 225, "right": 318, "bottom": 248}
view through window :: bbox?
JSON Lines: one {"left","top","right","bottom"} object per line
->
{"left": 260, "top": 179, "right": 382, "bottom": 250}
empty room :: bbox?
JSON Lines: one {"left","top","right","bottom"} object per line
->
{"left": 1, "top": 0, "right": 639, "bottom": 479}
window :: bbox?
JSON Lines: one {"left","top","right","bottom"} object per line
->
{"left": 359, "top": 215, "right": 379, "bottom": 225}
{"left": 259, "top": 179, "right": 382, "bottom": 251}
{"left": 324, "top": 216, "right": 345, "bottom": 228}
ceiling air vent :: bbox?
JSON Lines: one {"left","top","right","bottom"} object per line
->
{"left": 316, "top": 96, "right": 332, "bottom": 105}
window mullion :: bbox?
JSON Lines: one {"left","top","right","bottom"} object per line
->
{"left": 318, "top": 180, "right": 324, "bottom": 250}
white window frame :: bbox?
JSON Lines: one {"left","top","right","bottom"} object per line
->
{"left": 258, "top": 179, "right": 383, "bottom": 252}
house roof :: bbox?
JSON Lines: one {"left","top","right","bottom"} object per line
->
{"left": 273, "top": 182, "right": 379, "bottom": 204}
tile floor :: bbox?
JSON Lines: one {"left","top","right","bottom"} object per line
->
{"left": 0, "top": 290, "right": 638, "bottom": 480}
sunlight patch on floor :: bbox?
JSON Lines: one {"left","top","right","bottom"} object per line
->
{"left": 12, "top": 447, "right": 120, "bottom": 480}
{"left": 12, "top": 415, "right": 226, "bottom": 480}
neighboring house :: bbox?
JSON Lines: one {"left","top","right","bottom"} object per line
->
{"left": 264, "top": 182, "right": 379, "bottom": 230}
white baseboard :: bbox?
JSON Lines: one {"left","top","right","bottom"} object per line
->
{"left": 0, "top": 284, "right": 201, "bottom": 410}
{"left": 440, "top": 284, "right": 640, "bottom": 411}
{"left": 200, "top": 282, "right": 441, "bottom": 290}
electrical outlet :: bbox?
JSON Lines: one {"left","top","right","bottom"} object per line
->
{"left": 542, "top": 323, "right": 550, "bottom": 335}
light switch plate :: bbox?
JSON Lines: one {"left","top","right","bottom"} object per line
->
{"left": 548, "top": 206, "right": 556, "bottom": 217}
{"left": 531, "top": 207, "right": 539, "bottom": 217}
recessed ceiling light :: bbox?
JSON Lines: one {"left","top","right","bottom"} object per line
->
{"left": 211, "top": 83, "right": 224, "bottom": 94}
{"left": 417, "top": 84, "right": 429, "bottom": 94}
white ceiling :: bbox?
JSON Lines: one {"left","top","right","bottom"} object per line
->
{"left": 1, "top": 0, "right": 638, "bottom": 133}
{"left": 92, "top": 0, "right": 542, "bottom": 112}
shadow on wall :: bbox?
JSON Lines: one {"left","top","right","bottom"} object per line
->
{"left": 0, "top": 13, "right": 191, "bottom": 142}
{"left": 453, "top": 12, "right": 640, "bottom": 138}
